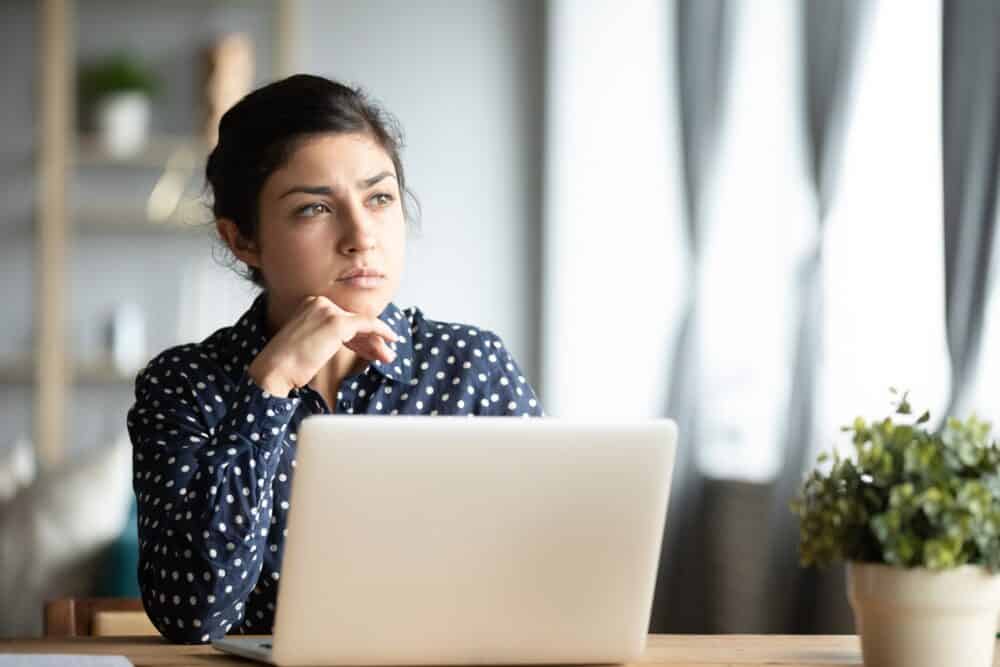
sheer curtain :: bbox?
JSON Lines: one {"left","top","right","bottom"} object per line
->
{"left": 943, "top": 0, "right": 1000, "bottom": 424}
{"left": 817, "top": 0, "right": 949, "bottom": 450}
{"left": 697, "top": 0, "right": 809, "bottom": 483}
{"left": 764, "top": 0, "right": 868, "bottom": 632}
{"left": 541, "top": 0, "right": 685, "bottom": 420}
{"left": 541, "top": 0, "right": 690, "bottom": 631}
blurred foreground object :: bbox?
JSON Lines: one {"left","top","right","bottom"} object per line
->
{"left": 201, "top": 33, "right": 255, "bottom": 147}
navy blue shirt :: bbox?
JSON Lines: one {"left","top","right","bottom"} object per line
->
{"left": 126, "top": 293, "right": 543, "bottom": 643}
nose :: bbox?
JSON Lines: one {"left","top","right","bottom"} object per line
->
{"left": 337, "top": 203, "right": 377, "bottom": 255}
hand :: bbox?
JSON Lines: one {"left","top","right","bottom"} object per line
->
{"left": 248, "top": 295, "right": 399, "bottom": 396}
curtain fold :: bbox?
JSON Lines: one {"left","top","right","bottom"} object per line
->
{"left": 941, "top": 0, "right": 1000, "bottom": 420}
{"left": 766, "top": 0, "right": 867, "bottom": 633}
{"left": 649, "top": 0, "right": 732, "bottom": 633}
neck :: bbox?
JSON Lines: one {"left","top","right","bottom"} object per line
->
{"left": 312, "top": 349, "right": 367, "bottom": 397}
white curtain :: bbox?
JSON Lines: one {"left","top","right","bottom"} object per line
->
{"left": 818, "top": 0, "right": 949, "bottom": 452}
{"left": 697, "top": 0, "right": 808, "bottom": 482}
{"left": 541, "top": 0, "right": 686, "bottom": 421}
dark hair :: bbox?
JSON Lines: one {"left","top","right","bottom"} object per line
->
{"left": 205, "top": 74, "right": 419, "bottom": 287}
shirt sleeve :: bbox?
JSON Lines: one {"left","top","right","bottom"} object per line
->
{"left": 127, "top": 349, "right": 300, "bottom": 643}
{"left": 480, "top": 335, "right": 544, "bottom": 417}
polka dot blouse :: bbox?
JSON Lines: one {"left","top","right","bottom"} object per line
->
{"left": 126, "top": 292, "right": 544, "bottom": 644}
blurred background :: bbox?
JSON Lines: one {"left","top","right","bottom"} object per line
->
{"left": 2, "top": 0, "right": 999, "bottom": 640}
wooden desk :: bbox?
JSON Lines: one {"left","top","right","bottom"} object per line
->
{"left": 0, "top": 634, "right": 880, "bottom": 666}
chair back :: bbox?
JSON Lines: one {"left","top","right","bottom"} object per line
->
{"left": 44, "top": 598, "right": 157, "bottom": 637}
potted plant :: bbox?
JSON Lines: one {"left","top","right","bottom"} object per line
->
{"left": 79, "top": 51, "right": 161, "bottom": 158}
{"left": 791, "top": 390, "right": 1000, "bottom": 667}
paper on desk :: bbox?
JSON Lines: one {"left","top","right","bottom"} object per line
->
{"left": 0, "top": 656, "right": 132, "bottom": 667}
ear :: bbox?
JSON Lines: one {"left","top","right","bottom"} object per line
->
{"left": 217, "top": 218, "right": 262, "bottom": 269}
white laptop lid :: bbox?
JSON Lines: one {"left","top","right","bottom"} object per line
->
{"left": 270, "top": 416, "right": 677, "bottom": 666}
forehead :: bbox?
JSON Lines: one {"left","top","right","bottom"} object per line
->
{"left": 272, "top": 132, "right": 395, "bottom": 183}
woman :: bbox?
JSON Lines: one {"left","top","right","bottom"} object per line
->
{"left": 126, "top": 74, "right": 543, "bottom": 644}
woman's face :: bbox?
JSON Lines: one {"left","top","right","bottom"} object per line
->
{"left": 250, "top": 132, "right": 406, "bottom": 320}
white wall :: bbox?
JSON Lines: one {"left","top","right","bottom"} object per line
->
{"left": 295, "top": 0, "right": 546, "bottom": 394}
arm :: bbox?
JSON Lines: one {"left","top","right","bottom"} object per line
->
{"left": 127, "top": 350, "right": 299, "bottom": 643}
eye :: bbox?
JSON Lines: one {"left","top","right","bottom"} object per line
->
{"left": 295, "top": 202, "right": 332, "bottom": 217}
{"left": 369, "top": 193, "right": 395, "bottom": 208}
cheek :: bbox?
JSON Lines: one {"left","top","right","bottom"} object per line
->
{"left": 383, "top": 232, "right": 406, "bottom": 293}
{"left": 383, "top": 216, "right": 407, "bottom": 265}
{"left": 259, "top": 222, "right": 335, "bottom": 277}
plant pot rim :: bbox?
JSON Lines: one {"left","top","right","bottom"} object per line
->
{"left": 847, "top": 560, "right": 999, "bottom": 575}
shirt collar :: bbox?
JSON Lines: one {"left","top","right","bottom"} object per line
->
{"left": 230, "top": 292, "right": 414, "bottom": 385}
{"left": 372, "top": 301, "right": 415, "bottom": 384}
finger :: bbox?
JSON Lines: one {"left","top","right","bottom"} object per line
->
{"left": 349, "top": 317, "right": 400, "bottom": 343}
{"left": 345, "top": 334, "right": 396, "bottom": 364}
{"left": 294, "top": 295, "right": 326, "bottom": 321}
{"left": 374, "top": 336, "right": 398, "bottom": 363}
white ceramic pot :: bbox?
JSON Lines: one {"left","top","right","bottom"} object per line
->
{"left": 94, "top": 91, "right": 151, "bottom": 158}
{"left": 848, "top": 561, "right": 1000, "bottom": 667}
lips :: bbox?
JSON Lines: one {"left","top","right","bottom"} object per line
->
{"left": 336, "top": 266, "right": 386, "bottom": 289}
{"left": 336, "top": 266, "right": 386, "bottom": 281}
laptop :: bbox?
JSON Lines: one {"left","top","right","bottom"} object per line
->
{"left": 213, "top": 416, "right": 677, "bottom": 666}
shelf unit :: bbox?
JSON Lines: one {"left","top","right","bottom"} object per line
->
{"left": 32, "top": 0, "right": 297, "bottom": 468}
{"left": 0, "top": 358, "right": 137, "bottom": 385}
{"left": 74, "top": 133, "right": 207, "bottom": 168}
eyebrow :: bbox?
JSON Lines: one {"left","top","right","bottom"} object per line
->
{"left": 278, "top": 171, "right": 397, "bottom": 199}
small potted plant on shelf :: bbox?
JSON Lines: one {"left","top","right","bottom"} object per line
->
{"left": 791, "top": 389, "right": 1000, "bottom": 667}
{"left": 79, "top": 51, "right": 161, "bottom": 159}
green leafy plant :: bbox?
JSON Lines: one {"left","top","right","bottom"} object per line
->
{"left": 791, "top": 389, "right": 1000, "bottom": 572}
{"left": 78, "top": 51, "right": 161, "bottom": 106}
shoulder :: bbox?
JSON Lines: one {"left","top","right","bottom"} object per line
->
{"left": 134, "top": 325, "right": 243, "bottom": 398}
{"left": 401, "top": 306, "right": 525, "bottom": 391}
{"left": 399, "top": 306, "right": 541, "bottom": 416}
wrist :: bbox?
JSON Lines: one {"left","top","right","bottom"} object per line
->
{"left": 248, "top": 358, "right": 294, "bottom": 397}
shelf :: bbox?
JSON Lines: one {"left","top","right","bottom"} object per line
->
{"left": 1, "top": 206, "right": 214, "bottom": 238}
{"left": 0, "top": 358, "right": 139, "bottom": 385}
{"left": 1, "top": 216, "right": 212, "bottom": 238}
{"left": 73, "top": 193, "right": 214, "bottom": 234}
{"left": 75, "top": 208, "right": 213, "bottom": 235}
{"left": 74, "top": 134, "right": 210, "bottom": 169}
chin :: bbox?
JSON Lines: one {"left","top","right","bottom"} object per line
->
{"left": 328, "top": 290, "right": 388, "bottom": 319}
